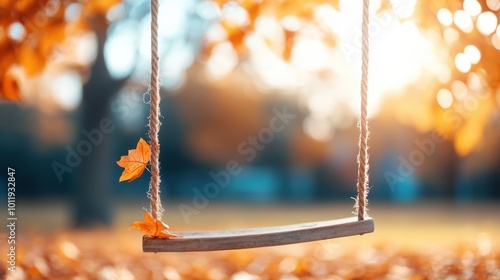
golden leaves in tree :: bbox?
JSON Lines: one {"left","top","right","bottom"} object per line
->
{"left": 129, "top": 211, "right": 177, "bottom": 238}
{"left": 84, "top": 0, "right": 121, "bottom": 16}
{"left": 210, "top": 0, "right": 339, "bottom": 60}
{"left": 0, "top": 0, "right": 122, "bottom": 103}
{"left": 116, "top": 138, "right": 151, "bottom": 182}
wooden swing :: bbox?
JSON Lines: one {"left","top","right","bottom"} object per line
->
{"left": 142, "top": 0, "right": 374, "bottom": 252}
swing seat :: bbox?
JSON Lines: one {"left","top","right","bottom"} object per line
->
{"left": 143, "top": 217, "right": 374, "bottom": 252}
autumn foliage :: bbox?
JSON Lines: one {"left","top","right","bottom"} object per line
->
{"left": 117, "top": 138, "right": 175, "bottom": 238}
{"left": 129, "top": 211, "right": 177, "bottom": 239}
{"left": 0, "top": 0, "right": 120, "bottom": 102}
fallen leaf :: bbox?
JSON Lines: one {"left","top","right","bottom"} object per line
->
{"left": 129, "top": 211, "right": 177, "bottom": 238}
{"left": 116, "top": 138, "right": 151, "bottom": 182}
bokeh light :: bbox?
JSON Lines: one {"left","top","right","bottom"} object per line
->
{"left": 467, "top": 72, "right": 483, "bottom": 91}
{"left": 7, "top": 22, "right": 25, "bottom": 41}
{"left": 464, "top": 44, "right": 481, "bottom": 64}
{"left": 437, "top": 88, "right": 454, "bottom": 109}
{"left": 104, "top": 20, "right": 138, "bottom": 79}
{"left": 303, "top": 116, "right": 332, "bottom": 142}
{"left": 463, "top": 0, "right": 482, "bottom": 17}
{"left": 455, "top": 52, "right": 472, "bottom": 73}
{"left": 222, "top": 2, "right": 249, "bottom": 27}
{"left": 487, "top": 0, "right": 500, "bottom": 11}
{"left": 437, "top": 8, "right": 453, "bottom": 26}
{"left": 280, "top": 15, "right": 301, "bottom": 32}
{"left": 50, "top": 72, "right": 83, "bottom": 111}
{"left": 206, "top": 42, "right": 238, "bottom": 80}
{"left": 492, "top": 32, "right": 500, "bottom": 50}
{"left": 454, "top": 10, "right": 474, "bottom": 33}
{"left": 451, "top": 80, "right": 468, "bottom": 100}
{"left": 291, "top": 37, "right": 330, "bottom": 72}
{"left": 476, "top": 11, "right": 498, "bottom": 35}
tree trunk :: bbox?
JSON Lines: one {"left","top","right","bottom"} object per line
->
{"left": 72, "top": 28, "right": 127, "bottom": 227}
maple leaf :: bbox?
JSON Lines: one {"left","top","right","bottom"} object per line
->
{"left": 129, "top": 211, "right": 177, "bottom": 238}
{"left": 116, "top": 138, "right": 151, "bottom": 182}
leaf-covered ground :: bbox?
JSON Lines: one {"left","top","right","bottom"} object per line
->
{"left": 1, "top": 202, "right": 499, "bottom": 279}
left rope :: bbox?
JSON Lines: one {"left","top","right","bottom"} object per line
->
{"left": 148, "top": 0, "right": 163, "bottom": 220}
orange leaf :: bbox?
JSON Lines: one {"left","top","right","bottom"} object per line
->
{"left": 129, "top": 211, "right": 177, "bottom": 238}
{"left": 116, "top": 138, "right": 151, "bottom": 182}
{"left": 1, "top": 72, "right": 21, "bottom": 102}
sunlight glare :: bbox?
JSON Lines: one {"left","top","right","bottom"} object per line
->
{"left": 437, "top": 8, "right": 453, "bottom": 26}
{"left": 455, "top": 53, "right": 471, "bottom": 73}
{"left": 437, "top": 89, "right": 454, "bottom": 109}
{"left": 390, "top": 0, "right": 417, "bottom": 18}
{"left": 464, "top": 45, "right": 481, "bottom": 64}
{"left": 477, "top": 12, "right": 498, "bottom": 35}
{"left": 245, "top": 32, "right": 302, "bottom": 90}
{"left": 292, "top": 37, "right": 329, "bottom": 71}
{"left": 463, "top": 0, "right": 482, "bottom": 17}
{"left": 454, "top": 10, "right": 474, "bottom": 33}
{"left": 370, "top": 22, "right": 435, "bottom": 97}
{"left": 51, "top": 72, "right": 82, "bottom": 111}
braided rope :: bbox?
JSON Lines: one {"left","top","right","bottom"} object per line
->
{"left": 148, "top": 0, "right": 163, "bottom": 220}
{"left": 355, "top": 0, "right": 370, "bottom": 220}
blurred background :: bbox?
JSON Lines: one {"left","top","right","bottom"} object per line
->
{"left": 1, "top": 0, "right": 500, "bottom": 278}
{"left": 1, "top": 0, "right": 499, "bottom": 225}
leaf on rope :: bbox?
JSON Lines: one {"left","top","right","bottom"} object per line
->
{"left": 116, "top": 138, "right": 151, "bottom": 182}
{"left": 129, "top": 211, "right": 177, "bottom": 238}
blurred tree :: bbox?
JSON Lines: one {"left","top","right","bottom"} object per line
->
{"left": 0, "top": 0, "right": 124, "bottom": 226}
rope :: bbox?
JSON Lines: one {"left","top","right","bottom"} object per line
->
{"left": 148, "top": 0, "right": 163, "bottom": 220}
{"left": 355, "top": 0, "right": 370, "bottom": 220}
